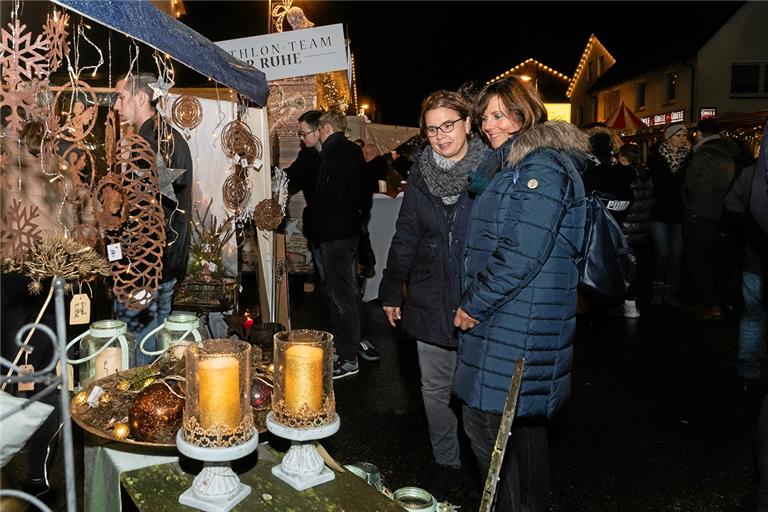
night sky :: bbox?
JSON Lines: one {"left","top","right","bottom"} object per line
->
{"left": 4, "top": 1, "right": 747, "bottom": 126}
{"left": 181, "top": 1, "right": 745, "bottom": 126}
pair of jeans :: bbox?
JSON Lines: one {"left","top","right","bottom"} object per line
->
{"left": 682, "top": 218, "right": 721, "bottom": 307}
{"left": 417, "top": 341, "right": 460, "bottom": 467}
{"left": 462, "top": 406, "right": 549, "bottom": 512}
{"left": 318, "top": 237, "right": 361, "bottom": 362}
{"left": 113, "top": 278, "right": 177, "bottom": 366}
{"left": 738, "top": 271, "right": 766, "bottom": 380}
{"left": 650, "top": 221, "right": 683, "bottom": 285}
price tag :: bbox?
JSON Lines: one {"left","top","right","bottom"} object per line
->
{"left": 17, "top": 364, "right": 35, "bottom": 392}
{"left": 69, "top": 293, "right": 91, "bottom": 325}
{"left": 107, "top": 243, "right": 122, "bottom": 262}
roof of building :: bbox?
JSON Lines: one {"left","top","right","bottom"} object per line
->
{"left": 587, "top": 2, "right": 745, "bottom": 93}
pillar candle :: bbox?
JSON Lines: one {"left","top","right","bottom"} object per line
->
{"left": 284, "top": 344, "right": 323, "bottom": 416}
{"left": 95, "top": 347, "right": 122, "bottom": 381}
{"left": 198, "top": 356, "right": 241, "bottom": 429}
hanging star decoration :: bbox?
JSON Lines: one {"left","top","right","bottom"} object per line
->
{"left": 148, "top": 76, "right": 174, "bottom": 101}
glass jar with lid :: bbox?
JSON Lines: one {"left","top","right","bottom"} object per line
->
{"left": 68, "top": 319, "right": 135, "bottom": 388}
{"left": 141, "top": 313, "right": 205, "bottom": 361}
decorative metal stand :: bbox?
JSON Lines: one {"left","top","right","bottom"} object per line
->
{"left": 266, "top": 412, "right": 340, "bottom": 491}
{"left": 175, "top": 429, "right": 259, "bottom": 512}
{"left": 0, "top": 278, "right": 77, "bottom": 512}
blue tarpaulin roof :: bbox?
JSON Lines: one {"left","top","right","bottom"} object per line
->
{"left": 51, "top": 0, "right": 269, "bottom": 106}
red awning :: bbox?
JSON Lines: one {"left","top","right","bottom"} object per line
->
{"left": 604, "top": 102, "right": 647, "bottom": 133}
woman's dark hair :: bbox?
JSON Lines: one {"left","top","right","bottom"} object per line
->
{"left": 471, "top": 76, "right": 547, "bottom": 144}
{"left": 418, "top": 90, "right": 470, "bottom": 139}
{"left": 618, "top": 143, "right": 642, "bottom": 167}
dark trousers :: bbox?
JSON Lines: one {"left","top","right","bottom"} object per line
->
{"left": 462, "top": 405, "right": 550, "bottom": 512}
{"left": 757, "top": 393, "right": 768, "bottom": 511}
{"left": 318, "top": 236, "right": 361, "bottom": 362}
{"left": 683, "top": 218, "right": 721, "bottom": 307}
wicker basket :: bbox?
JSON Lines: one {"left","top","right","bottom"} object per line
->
{"left": 173, "top": 277, "right": 239, "bottom": 312}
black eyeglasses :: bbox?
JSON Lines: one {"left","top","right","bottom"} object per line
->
{"left": 425, "top": 118, "right": 465, "bottom": 137}
{"left": 298, "top": 128, "right": 318, "bottom": 138}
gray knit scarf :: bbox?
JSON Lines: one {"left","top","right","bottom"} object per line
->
{"left": 418, "top": 136, "right": 486, "bottom": 204}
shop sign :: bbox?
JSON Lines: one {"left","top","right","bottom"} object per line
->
{"left": 700, "top": 108, "right": 717, "bottom": 119}
{"left": 643, "top": 110, "right": 686, "bottom": 127}
{"left": 216, "top": 24, "right": 347, "bottom": 81}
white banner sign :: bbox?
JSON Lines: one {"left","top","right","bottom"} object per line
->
{"left": 216, "top": 24, "right": 347, "bottom": 81}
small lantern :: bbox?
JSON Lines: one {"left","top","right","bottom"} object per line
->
{"left": 182, "top": 339, "right": 254, "bottom": 447}
{"left": 68, "top": 320, "right": 135, "bottom": 388}
{"left": 271, "top": 330, "right": 335, "bottom": 429}
{"left": 141, "top": 313, "right": 205, "bottom": 360}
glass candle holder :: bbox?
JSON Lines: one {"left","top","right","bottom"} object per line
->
{"left": 271, "top": 330, "right": 335, "bottom": 429}
{"left": 182, "top": 339, "right": 254, "bottom": 447}
{"left": 143, "top": 313, "right": 205, "bottom": 360}
{"left": 71, "top": 320, "right": 136, "bottom": 388}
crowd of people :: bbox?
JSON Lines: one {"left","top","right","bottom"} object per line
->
{"left": 284, "top": 74, "right": 766, "bottom": 510}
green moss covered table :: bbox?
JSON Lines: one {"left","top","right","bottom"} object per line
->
{"left": 120, "top": 443, "right": 404, "bottom": 511}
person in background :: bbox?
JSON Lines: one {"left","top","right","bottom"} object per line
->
{"left": 682, "top": 118, "right": 738, "bottom": 321}
{"left": 453, "top": 76, "right": 590, "bottom": 512}
{"left": 307, "top": 109, "right": 368, "bottom": 379}
{"left": 648, "top": 122, "right": 690, "bottom": 307}
{"left": 379, "top": 90, "right": 487, "bottom": 501}
{"left": 392, "top": 146, "right": 412, "bottom": 181}
{"left": 724, "top": 160, "right": 766, "bottom": 393}
{"left": 354, "top": 138, "right": 365, "bottom": 148}
{"left": 363, "top": 143, "right": 390, "bottom": 195}
{"left": 112, "top": 72, "right": 193, "bottom": 365}
{"left": 617, "top": 143, "right": 654, "bottom": 318}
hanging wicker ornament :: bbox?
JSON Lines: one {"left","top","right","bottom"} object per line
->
{"left": 61, "top": 144, "right": 94, "bottom": 204}
{"left": 0, "top": 198, "right": 42, "bottom": 263}
{"left": 222, "top": 166, "right": 251, "bottom": 212}
{"left": 253, "top": 198, "right": 284, "bottom": 231}
{"left": 104, "top": 110, "right": 117, "bottom": 171}
{"left": 92, "top": 172, "right": 128, "bottom": 231}
{"left": 52, "top": 80, "right": 98, "bottom": 142}
{"left": 221, "top": 119, "right": 262, "bottom": 165}
{"left": 107, "top": 133, "right": 166, "bottom": 312}
{"left": 171, "top": 95, "right": 202, "bottom": 139}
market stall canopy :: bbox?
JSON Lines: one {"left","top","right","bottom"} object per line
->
{"left": 50, "top": 0, "right": 268, "bottom": 106}
{"left": 346, "top": 116, "right": 420, "bottom": 156}
{"left": 604, "top": 102, "right": 647, "bottom": 134}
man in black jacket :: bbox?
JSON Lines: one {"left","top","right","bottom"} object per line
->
{"left": 113, "top": 72, "right": 193, "bottom": 364}
{"left": 306, "top": 110, "right": 367, "bottom": 379}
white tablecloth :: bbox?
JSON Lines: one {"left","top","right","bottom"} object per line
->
{"left": 83, "top": 435, "right": 178, "bottom": 512}
{"left": 362, "top": 193, "right": 403, "bottom": 302}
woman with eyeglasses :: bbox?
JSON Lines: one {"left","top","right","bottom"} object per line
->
{"left": 452, "top": 76, "right": 591, "bottom": 511}
{"left": 378, "top": 90, "right": 487, "bottom": 500}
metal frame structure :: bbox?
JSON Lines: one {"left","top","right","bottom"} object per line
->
{"left": 0, "top": 278, "right": 76, "bottom": 512}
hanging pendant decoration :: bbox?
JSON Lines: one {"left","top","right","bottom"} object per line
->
{"left": 171, "top": 95, "right": 202, "bottom": 139}
{"left": 222, "top": 164, "right": 251, "bottom": 213}
{"left": 61, "top": 144, "right": 95, "bottom": 204}
{"left": 53, "top": 80, "right": 98, "bottom": 143}
{"left": 221, "top": 119, "right": 262, "bottom": 169}
{"left": 92, "top": 172, "right": 128, "bottom": 232}
{"left": 107, "top": 133, "right": 166, "bottom": 312}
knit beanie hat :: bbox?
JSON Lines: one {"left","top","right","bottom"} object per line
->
{"left": 664, "top": 123, "right": 686, "bottom": 140}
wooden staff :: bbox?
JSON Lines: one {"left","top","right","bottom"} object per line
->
{"left": 479, "top": 357, "right": 525, "bottom": 512}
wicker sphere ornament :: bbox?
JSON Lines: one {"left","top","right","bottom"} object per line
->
{"left": 253, "top": 198, "right": 284, "bottom": 231}
{"left": 221, "top": 120, "right": 262, "bottom": 165}
{"left": 128, "top": 382, "right": 185, "bottom": 443}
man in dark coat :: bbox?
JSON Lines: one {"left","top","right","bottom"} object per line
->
{"left": 113, "top": 72, "right": 193, "bottom": 364}
{"left": 307, "top": 110, "right": 367, "bottom": 379}
{"left": 682, "top": 118, "right": 739, "bottom": 320}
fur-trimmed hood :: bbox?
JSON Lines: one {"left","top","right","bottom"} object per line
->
{"left": 506, "top": 120, "right": 592, "bottom": 167}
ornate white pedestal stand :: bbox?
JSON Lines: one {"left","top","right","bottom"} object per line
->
{"left": 266, "top": 412, "right": 341, "bottom": 491}
{"left": 175, "top": 429, "right": 259, "bottom": 512}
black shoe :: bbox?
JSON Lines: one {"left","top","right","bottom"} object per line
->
{"left": 358, "top": 338, "right": 380, "bottom": 362}
{"left": 424, "top": 464, "right": 463, "bottom": 502}
{"left": 743, "top": 378, "right": 762, "bottom": 394}
{"left": 332, "top": 358, "right": 359, "bottom": 380}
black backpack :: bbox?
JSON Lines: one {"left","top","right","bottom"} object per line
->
{"left": 558, "top": 191, "right": 637, "bottom": 303}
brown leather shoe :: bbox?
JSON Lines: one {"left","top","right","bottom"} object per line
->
{"left": 693, "top": 306, "right": 724, "bottom": 321}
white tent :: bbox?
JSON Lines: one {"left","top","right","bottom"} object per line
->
{"left": 345, "top": 116, "right": 419, "bottom": 155}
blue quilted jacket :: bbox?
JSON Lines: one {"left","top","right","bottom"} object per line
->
{"left": 454, "top": 121, "right": 590, "bottom": 418}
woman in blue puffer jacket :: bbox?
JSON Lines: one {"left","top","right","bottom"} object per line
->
{"left": 453, "top": 76, "right": 591, "bottom": 512}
